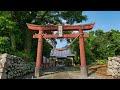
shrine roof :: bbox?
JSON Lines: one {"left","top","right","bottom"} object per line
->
{"left": 50, "top": 48, "right": 74, "bottom": 58}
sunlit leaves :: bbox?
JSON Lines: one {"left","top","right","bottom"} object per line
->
{"left": 0, "top": 36, "right": 11, "bottom": 53}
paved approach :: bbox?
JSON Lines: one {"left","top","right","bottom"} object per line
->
{"left": 20, "top": 65, "right": 113, "bottom": 79}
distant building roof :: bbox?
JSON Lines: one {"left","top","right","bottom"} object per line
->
{"left": 50, "top": 48, "right": 74, "bottom": 58}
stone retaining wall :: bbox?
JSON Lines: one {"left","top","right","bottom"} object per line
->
{"left": 107, "top": 56, "right": 120, "bottom": 78}
{"left": 0, "top": 53, "right": 35, "bottom": 79}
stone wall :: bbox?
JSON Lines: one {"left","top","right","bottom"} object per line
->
{"left": 107, "top": 56, "right": 120, "bottom": 78}
{"left": 0, "top": 53, "right": 35, "bottom": 79}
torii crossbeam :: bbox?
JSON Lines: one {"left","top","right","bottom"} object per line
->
{"left": 26, "top": 23, "right": 95, "bottom": 78}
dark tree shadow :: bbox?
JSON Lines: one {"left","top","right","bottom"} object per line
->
{"left": 88, "top": 69, "right": 97, "bottom": 76}
{"left": 41, "top": 64, "right": 107, "bottom": 77}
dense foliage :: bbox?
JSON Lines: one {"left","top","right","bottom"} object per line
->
{"left": 70, "top": 29, "right": 120, "bottom": 65}
{"left": 0, "top": 11, "right": 119, "bottom": 65}
{"left": 0, "top": 11, "right": 87, "bottom": 62}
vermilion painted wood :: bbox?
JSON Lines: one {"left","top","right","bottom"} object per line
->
{"left": 26, "top": 23, "right": 95, "bottom": 31}
{"left": 36, "top": 31, "right": 43, "bottom": 68}
{"left": 33, "top": 34, "right": 89, "bottom": 38}
{"left": 79, "top": 30, "right": 86, "bottom": 67}
{"left": 79, "top": 30, "right": 88, "bottom": 77}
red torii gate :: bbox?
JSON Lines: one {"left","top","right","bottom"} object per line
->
{"left": 26, "top": 23, "right": 95, "bottom": 78}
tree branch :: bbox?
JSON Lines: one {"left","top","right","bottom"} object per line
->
{"left": 40, "top": 11, "right": 49, "bottom": 20}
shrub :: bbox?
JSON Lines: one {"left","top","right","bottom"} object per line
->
{"left": 64, "top": 58, "right": 72, "bottom": 66}
{"left": 15, "top": 51, "right": 34, "bottom": 62}
{"left": 95, "top": 59, "right": 107, "bottom": 64}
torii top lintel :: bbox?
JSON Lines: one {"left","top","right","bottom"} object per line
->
{"left": 26, "top": 23, "right": 95, "bottom": 31}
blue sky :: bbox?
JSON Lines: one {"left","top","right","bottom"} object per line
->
{"left": 56, "top": 11, "right": 120, "bottom": 48}
{"left": 82, "top": 11, "right": 120, "bottom": 32}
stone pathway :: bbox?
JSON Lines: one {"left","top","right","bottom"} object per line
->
{"left": 20, "top": 65, "right": 113, "bottom": 79}
{"left": 52, "top": 66, "right": 72, "bottom": 79}
{"left": 38, "top": 66, "right": 72, "bottom": 79}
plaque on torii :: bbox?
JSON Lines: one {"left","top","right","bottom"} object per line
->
{"left": 26, "top": 23, "right": 95, "bottom": 78}
{"left": 58, "top": 25, "right": 63, "bottom": 37}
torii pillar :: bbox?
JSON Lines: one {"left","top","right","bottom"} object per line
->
{"left": 35, "top": 30, "right": 43, "bottom": 77}
{"left": 79, "top": 29, "right": 88, "bottom": 77}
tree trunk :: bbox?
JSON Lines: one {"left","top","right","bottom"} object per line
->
{"left": 24, "top": 29, "right": 33, "bottom": 56}
{"left": 10, "top": 33, "right": 16, "bottom": 52}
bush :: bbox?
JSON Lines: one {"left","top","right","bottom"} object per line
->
{"left": 15, "top": 51, "right": 34, "bottom": 62}
{"left": 87, "top": 59, "right": 94, "bottom": 65}
{"left": 64, "top": 58, "right": 72, "bottom": 66}
{"left": 95, "top": 59, "right": 107, "bottom": 64}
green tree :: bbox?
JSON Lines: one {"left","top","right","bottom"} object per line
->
{"left": 84, "top": 31, "right": 96, "bottom": 64}
{"left": 93, "top": 30, "right": 107, "bottom": 59}
{"left": 0, "top": 11, "right": 88, "bottom": 62}
{"left": 0, "top": 11, "right": 18, "bottom": 53}
{"left": 106, "top": 29, "right": 120, "bottom": 56}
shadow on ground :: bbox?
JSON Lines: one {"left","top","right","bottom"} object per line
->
{"left": 41, "top": 64, "right": 108, "bottom": 77}
{"left": 88, "top": 64, "right": 107, "bottom": 76}
{"left": 41, "top": 66, "right": 66, "bottom": 76}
